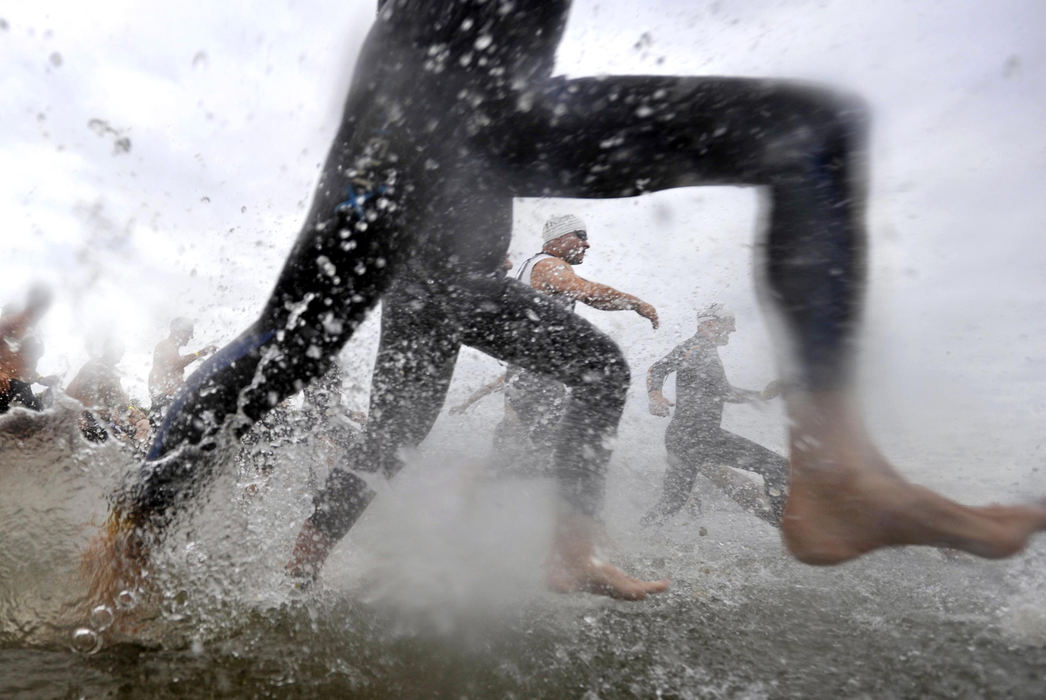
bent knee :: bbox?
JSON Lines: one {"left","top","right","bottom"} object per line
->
{"left": 763, "top": 85, "right": 870, "bottom": 174}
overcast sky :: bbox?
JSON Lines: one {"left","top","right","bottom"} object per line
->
{"left": 3, "top": 0, "right": 1045, "bottom": 499}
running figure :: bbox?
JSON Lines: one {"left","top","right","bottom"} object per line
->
{"left": 67, "top": 338, "right": 150, "bottom": 444}
{"left": 97, "top": 0, "right": 1046, "bottom": 608}
{"left": 643, "top": 304, "right": 787, "bottom": 527}
{"left": 147, "top": 318, "right": 215, "bottom": 423}
{"left": 494, "top": 214, "right": 658, "bottom": 474}
{"left": 0, "top": 286, "right": 53, "bottom": 415}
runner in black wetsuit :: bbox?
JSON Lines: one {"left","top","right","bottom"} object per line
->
{"left": 96, "top": 0, "right": 1046, "bottom": 603}
{"left": 643, "top": 304, "right": 787, "bottom": 527}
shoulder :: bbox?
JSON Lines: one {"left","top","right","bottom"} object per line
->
{"left": 532, "top": 255, "right": 569, "bottom": 272}
{"left": 530, "top": 256, "right": 574, "bottom": 285}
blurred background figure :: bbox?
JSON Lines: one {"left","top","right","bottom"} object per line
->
{"left": 148, "top": 317, "right": 216, "bottom": 425}
{"left": 644, "top": 303, "right": 787, "bottom": 527}
{"left": 67, "top": 335, "right": 150, "bottom": 445}
{"left": 0, "top": 285, "right": 54, "bottom": 415}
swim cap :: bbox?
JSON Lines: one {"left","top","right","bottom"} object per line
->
{"left": 542, "top": 214, "right": 587, "bottom": 244}
{"left": 170, "top": 317, "right": 194, "bottom": 335}
{"left": 696, "top": 303, "right": 734, "bottom": 323}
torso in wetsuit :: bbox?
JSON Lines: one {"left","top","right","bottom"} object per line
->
{"left": 650, "top": 337, "right": 730, "bottom": 429}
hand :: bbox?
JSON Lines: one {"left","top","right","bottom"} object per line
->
{"left": 449, "top": 404, "right": 467, "bottom": 415}
{"left": 202, "top": 344, "right": 218, "bottom": 356}
{"left": 37, "top": 374, "right": 62, "bottom": 387}
{"left": 760, "top": 379, "right": 783, "bottom": 400}
{"left": 636, "top": 302, "right": 659, "bottom": 329}
{"left": 648, "top": 391, "right": 673, "bottom": 417}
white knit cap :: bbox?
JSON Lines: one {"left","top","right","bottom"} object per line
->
{"left": 542, "top": 214, "right": 587, "bottom": 244}
{"left": 696, "top": 302, "right": 734, "bottom": 323}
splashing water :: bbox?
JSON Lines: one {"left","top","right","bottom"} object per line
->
{"left": 3, "top": 398, "right": 1046, "bottom": 696}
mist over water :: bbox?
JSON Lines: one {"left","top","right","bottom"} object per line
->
{"left": 3, "top": 0, "right": 1046, "bottom": 696}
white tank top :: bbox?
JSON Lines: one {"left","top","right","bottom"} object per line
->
{"left": 515, "top": 253, "right": 575, "bottom": 310}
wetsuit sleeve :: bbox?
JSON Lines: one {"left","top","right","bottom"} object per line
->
{"left": 724, "top": 386, "right": 762, "bottom": 403}
{"left": 647, "top": 343, "right": 685, "bottom": 393}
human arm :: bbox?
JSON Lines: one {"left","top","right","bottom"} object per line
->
{"left": 530, "top": 258, "right": 659, "bottom": 329}
{"left": 724, "top": 386, "right": 763, "bottom": 404}
{"left": 31, "top": 372, "right": 62, "bottom": 387}
{"left": 179, "top": 344, "right": 217, "bottom": 370}
{"left": 725, "top": 379, "right": 784, "bottom": 404}
{"left": 646, "top": 347, "right": 684, "bottom": 417}
{"left": 450, "top": 373, "right": 506, "bottom": 414}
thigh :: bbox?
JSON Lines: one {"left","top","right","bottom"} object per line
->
{"left": 716, "top": 431, "right": 789, "bottom": 483}
{"left": 453, "top": 275, "right": 622, "bottom": 391}
{"left": 483, "top": 74, "right": 854, "bottom": 198}
{"left": 365, "top": 284, "right": 462, "bottom": 454}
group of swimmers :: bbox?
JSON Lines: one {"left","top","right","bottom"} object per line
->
{"left": 452, "top": 214, "right": 788, "bottom": 528}
{"left": 0, "top": 287, "right": 215, "bottom": 448}
{"left": 66, "top": 0, "right": 1046, "bottom": 610}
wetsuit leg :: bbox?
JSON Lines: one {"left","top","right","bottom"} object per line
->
{"left": 309, "top": 281, "right": 462, "bottom": 541}
{"left": 483, "top": 75, "right": 869, "bottom": 391}
{"left": 307, "top": 273, "right": 627, "bottom": 541}
{"left": 502, "top": 368, "right": 566, "bottom": 474}
{"left": 705, "top": 430, "right": 790, "bottom": 523}
{"left": 122, "top": 180, "right": 407, "bottom": 530}
{"left": 642, "top": 421, "right": 716, "bottom": 524}
{"left": 451, "top": 276, "right": 629, "bottom": 518}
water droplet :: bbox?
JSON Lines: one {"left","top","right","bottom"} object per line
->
{"left": 115, "top": 589, "right": 137, "bottom": 610}
{"left": 89, "top": 605, "right": 114, "bottom": 631}
{"left": 71, "top": 627, "right": 103, "bottom": 655}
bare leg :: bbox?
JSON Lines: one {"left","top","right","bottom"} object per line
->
{"left": 287, "top": 520, "right": 335, "bottom": 582}
{"left": 781, "top": 393, "right": 1046, "bottom": 564}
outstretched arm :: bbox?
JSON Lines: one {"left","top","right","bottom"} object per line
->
{"left": 450, "top": 373, "right": 506, "bottom": 414}
{"left": 724, "top": 385, "right": 763, "bottom": 404}
{"left": 177, "top": 345, "right": 217, "bottom": 371}
{"left": 530, "top": 258, "right": 659, "bottom": 328}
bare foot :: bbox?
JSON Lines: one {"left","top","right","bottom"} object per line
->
{"left": 286, "top": 520, "right": 335, "bottom": 583}
{"left": 546, "top": 511, "right": 669, "bottom": 601}
{"left": 78, "top": 510, "right": 152, "bottom": 638}
{"left": 781, "top": 393, "right": 1046, "bottom": 564}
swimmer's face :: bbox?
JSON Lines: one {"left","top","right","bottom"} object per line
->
{"left": 699, "top": 316, "right": 735, "bottom": 345}
{"left": 559, "top": 231, "right": 589, "bottom": 265}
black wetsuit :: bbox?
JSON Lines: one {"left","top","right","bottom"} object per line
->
{"left": 121, "top": 0, "right": 868, "bottom": 546}
{"left": 0, "top": 379, "right": 43, "bottom": 415}
{"left": 494, "top": 252, "right": 576, "bottom": 474}
{"left": 645, "top": 337, "right": 788, "bottom": 525}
